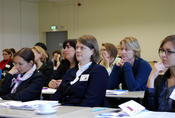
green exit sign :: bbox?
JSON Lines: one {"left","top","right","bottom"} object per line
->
{"left": 50, "top": 25, "right": 57, "bottom": 31}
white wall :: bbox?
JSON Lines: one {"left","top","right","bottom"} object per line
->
{"left": 39, "top": 0, "right": 175, "bottom": 61}
{"left": 0, "top": 0, "right": 39, "bottom": 60}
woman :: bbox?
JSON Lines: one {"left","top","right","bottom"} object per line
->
{"left": 32, "top": 46, "right": 53, "bottom": 87}
{"left": 52, "top": 50, "right": 62, "bottom": 70}
{"left": 48, "top": 39, "right": 78, "bottom": 89}
{"left": 0, "top": 49, "right": 13, "bottom": 78}
{"left": 99, "top": 43, "right": 118, "bottom": 75}
{"left": 51, "top": 35, "right": 108, "bottom": 107}
{"left": 0, "top": 48, "right": 44, "bottom": 101}
{"left": 143, "top": 35, "right": 175, "bottom": 111}
{"left": 108, "top": 37, "right": 152, "bottom": 91}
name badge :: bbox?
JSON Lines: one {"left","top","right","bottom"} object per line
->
{"left": 80, "top": 74, "right": 89, "bottom": 81}
{"left": 5, "top": 64, "right": 10, "bottom": 68}
{"left": 170, "top": 89, "right": 175, "bottom": 100}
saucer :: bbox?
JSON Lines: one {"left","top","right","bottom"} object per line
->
{"left": 35, "top": 109, "right": 57, "bottom": 115}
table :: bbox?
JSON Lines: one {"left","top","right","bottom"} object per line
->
{"left": 0, "top": 101, "right": 116, "bottom": 118}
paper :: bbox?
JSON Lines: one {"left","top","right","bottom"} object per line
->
{"left": 118, "top": 100, "right": 145, "bottom": 116}
{"left": 106, "top": 90, "right": 128, "bottom": 95}
{"left": 42, "top": 87, "right": 57, "bottom": 94}
{"left": 0, "top": 100, "right": 60, "bottom": 110}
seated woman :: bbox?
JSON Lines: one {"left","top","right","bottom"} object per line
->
{"left": 99, "top": 43, "right": 118, "bottom": 75}
{"left": 108, "top": 37, "right": 152, "bottom": 91}
{"left": 0, "top": 49, "right": 14, "bottom": 78}
{"left": 143, "top": 35, "right": 175, "bottom": 111}
{"left": 32, "top": 46, "right": 53, "bottom": 87}
{"left": 0, "top": 48, "right": 44, "bottom": 101}
{"left": 51, "top": 35, "right": 108, "bottom": 107}
{"left": 48, "top": 39, "right": 78, "bottom": 89}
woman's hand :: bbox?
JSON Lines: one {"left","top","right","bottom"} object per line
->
{"left": 8, "top": 67, "right": 19, "bottom": 75}
{"left": 147, "top": 62, "right": 165, "bottom": 88}
{"left": 101, "top": 52, "right": 110, "bottom": 68}
{"left": 48, "top": 79, "right": 62, "bottom": 89}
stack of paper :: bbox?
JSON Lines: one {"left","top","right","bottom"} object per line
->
{"left": 0, "top": 100, "right": 60, "bottom": 110}
{"left": 106, "top": 89, "right": 128, "bottom": 95}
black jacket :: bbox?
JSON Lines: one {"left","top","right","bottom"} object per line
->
{"left": 143, "top": 69, "right": 175, "bottom": 111}
{"left": 0, "top": 70, "right": 44, "bottom": 102}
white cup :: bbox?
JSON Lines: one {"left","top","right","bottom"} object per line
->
{"left": 38, "top": 104, "right": 53, "bottom": 112}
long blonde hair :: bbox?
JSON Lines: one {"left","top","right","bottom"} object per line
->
{"left": 32, "top": 46, "right": 48, "bottom": 63}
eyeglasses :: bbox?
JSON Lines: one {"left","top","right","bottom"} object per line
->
{"left": 158, "top": 48, "right": 175, "bottom": 56}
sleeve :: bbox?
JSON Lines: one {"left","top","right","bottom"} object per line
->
{"left": 1, "top": 72, "right": 44, "bottom": 102}
{"left": 0, "top": 73, "right": 13, "bottom": 96}
{"left": 123, "top": 61, "right": 152, "bottom": 91}
{"left": 143, "top": 88, "right": 157, "bottom": 111}
{"left": 107, "top": 65, "right": 121, "bottom": 89}
{"left": 80, "top": 66, "right": 108, "bottom": 107}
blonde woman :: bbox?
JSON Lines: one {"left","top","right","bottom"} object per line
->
{"left": 108, "top": 37, "right": 151, "bottom": 91}
{"left": 32, "top": 46, "right": 53, "bottom": 86}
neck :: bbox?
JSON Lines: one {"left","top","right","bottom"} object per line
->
{"left": 79, "top": 60, "right": 91, "bottom": 66}
{"left": 69, "top": 59, "right": 75, "bottom": 68}
{"left": 109, "top": 57, "right": 115, "bottom": 66}
{"left": 36, "top": 61, "right": 43, "bottom": 69}
{"left": 170, "top": 67, "right": 175, "bottom": 78}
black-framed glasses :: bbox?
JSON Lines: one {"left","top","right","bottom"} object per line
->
{"left": 158, "top": 48, "right": 175, "bottom": 56}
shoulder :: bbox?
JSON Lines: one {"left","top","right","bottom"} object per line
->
{"left": 136, "top": 57, "right": 151, "bottom": 68}
{"left": 89, "top": 63, "right": 108, "bottom": 73}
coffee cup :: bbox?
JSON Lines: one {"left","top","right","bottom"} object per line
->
{"left": 38, "top": 104, "right": 53, "bottom": 112}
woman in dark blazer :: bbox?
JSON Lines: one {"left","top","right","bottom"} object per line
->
{"left": 51, "top": 35, "right": 108, "bottom": 107}
{"left": 0, "top": 48, "right": 44, "bottom": 102}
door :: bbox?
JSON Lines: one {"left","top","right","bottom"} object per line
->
{"left": 46, "top": 31, "right": 67, "bottom": 58}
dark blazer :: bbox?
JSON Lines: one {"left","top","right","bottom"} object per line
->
{"left": 0, "top": 70, "right": 44, "bottom": 102}
{"left": 39, "top": 62, "right": 53, "bottom": 87}
{"left": 51, "top": 62, "right": 108, "bottom": 107}
{"left": 108, "top": 57, "right": 151, "bottom": 91}
{"left": 143, "top": 69, "right": 175, "bottom": 112}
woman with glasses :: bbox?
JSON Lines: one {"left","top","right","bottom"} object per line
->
{"left": 51, "top": 35, "right": 108, "bottom": 107}
{"left": 0, "top": 48, "right": 44, "bottom": 101}
{"left": 143, "top": 35, "right": 175, "bottom": 111}
{"left": 99, "top": 43, "right": 118, "bottom": 75}
{"left": 108, "top": 37, "right": 152, "bottom": 91}
{"left": 0, "top": 49, "right": 14, "bottom": 78}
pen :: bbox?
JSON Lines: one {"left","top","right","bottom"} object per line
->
{"left": 92, "top": 108, "right": 107, "bottom": 112}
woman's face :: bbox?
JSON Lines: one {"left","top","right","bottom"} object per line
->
{"left": 120, "top": 43, "right": 135, "bottom": 63}
{"left": 32, "top": 49, "right": 41, "bottom": 62}
{"left": 160, "top": 41, "right": 175, "bottom": 68}
{"left": 13, "top": 56, "right": 33, "bottom": 74}
{"left": 76, "top": 42, "right": 93, "bottom": 65}
{"left": 63, "top": 43, "right": 76, "bottom": 61}
{"left": 100, "top": 46, "right": 110, "bottom": 59}
{"left": 3, "top": 51, "right": 11, "bottom": 61}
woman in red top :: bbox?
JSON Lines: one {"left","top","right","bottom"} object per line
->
{"left": 0, "top": 49, "right": 13, "bottom": 78}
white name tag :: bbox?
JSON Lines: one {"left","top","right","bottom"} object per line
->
{"left": 5, "top": 64, "right": 10, "bottom": 68}
{"left": 170, "top": 89, "right": 175, "bottom": 100}
{"left": 79, "top": 74, "right": 89, "bottom": 81}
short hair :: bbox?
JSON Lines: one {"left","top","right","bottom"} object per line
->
{"left": 35, "top": 42, "right": 47, "bottom": 51}
{"left": 159, "top": 35, "right": 175, "bottom": 50}
{"left": 63, "top": 39, "right": 77, "bottom": 49}
{"left": 102, "top": 43, "right": 117, "bottom": 59}
{"left": 120, "top": 37, "right": 141, "bottom": 58}
{"left": 77, "top": 35, "right": 100, "bottom": 63}
{"left": 32, "top": 46, "right": 48, "bottom": 63}
{"left": 14, "top": 48, "right": 34, "bottom": 63}
{"left": 52, "top": 50, "right": 61, "bottom": 56}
